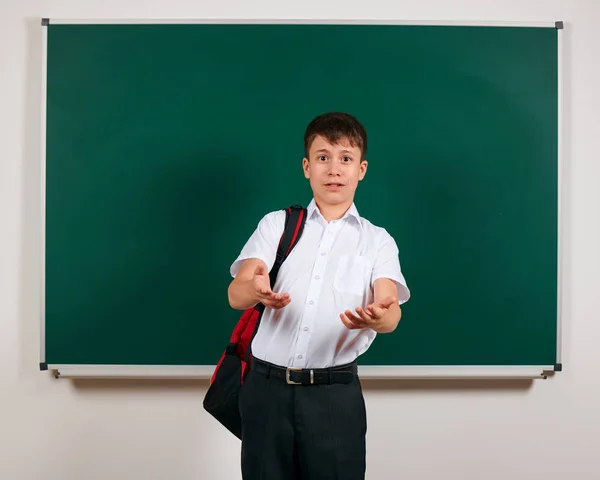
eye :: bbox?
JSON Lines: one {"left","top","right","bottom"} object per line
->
{"left": 318, "top": 155, "right": 327, "bottom": 161}
{"left": 342, "top": 156, "right": 352, "bottom": 163}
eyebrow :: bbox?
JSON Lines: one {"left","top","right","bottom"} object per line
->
{"left": 315, "top": 148, "right": 355, "bottom": 155}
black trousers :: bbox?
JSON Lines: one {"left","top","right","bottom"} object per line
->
{"left": 239, "top": 359, "right": 367, "bottom": 480}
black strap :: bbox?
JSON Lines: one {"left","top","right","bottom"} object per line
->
{"left": 244, "top": 205, "right": 306, "bottom": 361}
{"left": 269, "top": 205, "right": 306, "bottom": 289}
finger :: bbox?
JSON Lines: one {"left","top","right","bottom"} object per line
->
{"left": 355, "top": 306, "right": 373, "bottom": 323}
{"left": 260, "top": 293, "right": 278, "bottom": 305}
{"left": 269, "top": 292, "right": 289, "bottom": 301}
{"left": 366, "top": 305, "right": 381, "bottom": 319}
{"left": 344, "top": 310, "right": 368, "bottom": 328}
{"left": 274, "top": 296, "right": 292, "bottom": 308}
{"left": 254, "top": 279, "right": 272, "bottom": 295}
{"left": 257, "top": 288, "right": 273, "bottom": 297}
{"left": 264, "top": 296, "right": 291, "bottom": 309}
{"left": 340, "top": 313, "right": 361, "bottom": 330}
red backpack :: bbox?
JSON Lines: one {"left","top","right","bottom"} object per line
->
{"left": 203, "top": 205, "right": 307, "bottom": 439}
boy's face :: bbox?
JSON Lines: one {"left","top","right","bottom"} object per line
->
{"left": 302, "top": 135, "right": 368, "bottom": 209}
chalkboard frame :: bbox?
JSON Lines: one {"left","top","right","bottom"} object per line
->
{"left": 39, "top": 18, "right": 564, "bottom": 380}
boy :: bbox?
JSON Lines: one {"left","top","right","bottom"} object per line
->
{"left": 228, "top": 112, "right": 410, "bottom": 480}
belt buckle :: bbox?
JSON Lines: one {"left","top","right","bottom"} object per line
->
{"left": 286, "top": 367, "right": 302, "bottom": 385}
{"left": 285, "top": 367, "right": 315, "bottom": 385}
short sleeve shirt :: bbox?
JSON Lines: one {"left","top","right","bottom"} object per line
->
{"left": 230, "top": 198, "right": 410, "bottom": 368}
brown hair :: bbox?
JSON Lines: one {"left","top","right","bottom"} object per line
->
{"left": 304, "top": 112, "right": 368, "bottom": 160}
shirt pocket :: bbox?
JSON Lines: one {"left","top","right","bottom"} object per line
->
{"left": 334, "top": 254, "right": 370, "bottom": 296}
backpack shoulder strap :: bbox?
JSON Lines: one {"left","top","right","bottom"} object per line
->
{"left": 269, "top": 205, "right": 306, "bottom": 287}
{"left": 244, "top": 205, "right": 307, "bottom": 362}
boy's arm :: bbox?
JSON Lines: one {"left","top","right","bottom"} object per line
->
{"left": 340, "top": 277, "right": 401, "bottom": 333}
{"left": 340, "top": 230, "right": 410, "bottom": 333}
{"left": 228, "top": 258, "right": 291, "bottom": 310}
{"left": 227, "top": 210, "right": 289, "bottom": 311}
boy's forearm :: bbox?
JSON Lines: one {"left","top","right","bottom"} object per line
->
{"left": 228, "top": 279, "right": 259, "bottom": 310}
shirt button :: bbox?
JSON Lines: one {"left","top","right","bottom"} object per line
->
{"left": 321, "top": 252, "right": 326, "bottom": 256}
{"left": 314, "top": 275, "right": 320, "bottom": 280}
{"left": 303, "top": 327, "right": 309, "bottom": 332}
{"left": 298, "top": 355, "right": 303, "bottom": 359}
{"left": 309, "top": 300, "right": 314, "bottom": 305}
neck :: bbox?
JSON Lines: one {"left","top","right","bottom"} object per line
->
{"left": 314, "top": 199, "right": 353, "bottom": 223}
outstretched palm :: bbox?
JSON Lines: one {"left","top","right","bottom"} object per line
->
{"left": 340, "top": 296, "right": 397, "bottom": 330}
{"left": 253, "top": 264, "right": 291, "bottom": 309}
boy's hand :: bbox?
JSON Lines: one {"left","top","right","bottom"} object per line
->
{"left": 340, "top": 296, "right": 397, "bottom": 330}
{"left": 253, "top": 264, "right": 291, "bottom": 309}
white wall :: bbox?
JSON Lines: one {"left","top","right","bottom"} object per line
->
{"left": 2, "top": 1, "right": 599, "bottom": 479}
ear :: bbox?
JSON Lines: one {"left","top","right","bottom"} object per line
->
{"left": 302, "top": 157, "right": 310, "bottom": 179}
{"left": 359, "top": 159, "right": 368, "bottom": 181}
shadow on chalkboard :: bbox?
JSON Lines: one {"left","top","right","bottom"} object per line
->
{"left": 69, "top": 378, "right": 209, "bottom": 394}
{"left": 360, "top": 377, "right": 536, "bottom": 392}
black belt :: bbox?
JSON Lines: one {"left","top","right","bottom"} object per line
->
{"left": 251, "top": 357, "right": 357, "bottom": 385}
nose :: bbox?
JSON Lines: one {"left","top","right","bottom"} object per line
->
{"left": 328, "top": 159, "right": 342, "bottom": 176}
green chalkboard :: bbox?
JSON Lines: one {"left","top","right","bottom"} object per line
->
{"left": 42, "top": 21, "right": 560, "bottom": 375}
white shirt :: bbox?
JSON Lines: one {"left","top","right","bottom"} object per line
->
{"left": 230, "top": 198, "right": 410, "bottom": 368}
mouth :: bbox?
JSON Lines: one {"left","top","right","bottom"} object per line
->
{"left": 324, "top": 182, "right": 344, "bottom": 191}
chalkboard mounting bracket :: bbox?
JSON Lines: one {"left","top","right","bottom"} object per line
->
{"left": 555, "top": 21, "right": 564, "bottom": 30}
{"left": 554, "top": 363, "right": 563, "bottom": 371}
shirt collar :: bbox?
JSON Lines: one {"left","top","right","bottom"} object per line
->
{"left": 306, "top": 198, "right": 362, "bottom": 226}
